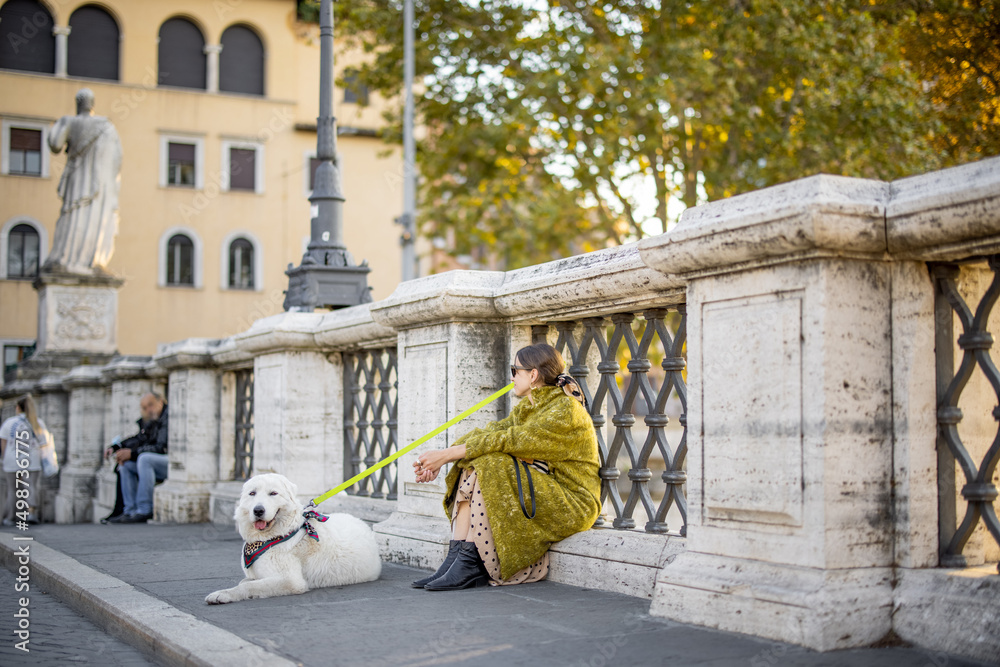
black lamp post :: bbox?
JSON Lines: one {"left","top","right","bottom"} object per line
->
{"left": 284, "top": 0, "right": 371, "bottom": 311}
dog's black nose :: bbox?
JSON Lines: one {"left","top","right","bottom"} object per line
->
{"left": 253, "top": 505, "right": 265, "bottom": 518}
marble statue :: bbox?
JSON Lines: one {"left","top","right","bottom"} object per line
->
{"left": 44, "top": 88, "right": 122, "bottom": 276}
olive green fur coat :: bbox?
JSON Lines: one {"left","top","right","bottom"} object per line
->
{"left": 443, "top": 385, "right": 601, "bottom": 580}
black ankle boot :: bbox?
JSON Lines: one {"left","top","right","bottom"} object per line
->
{"left": 423, "top": 541, "right": 490, "bottom": 591}
{"left": 412, "top": 540, "right": 463, "bottom": 588}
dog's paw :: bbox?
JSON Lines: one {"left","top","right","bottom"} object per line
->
{"left": 205, "top": 589, "right": 238, "bottom": 605}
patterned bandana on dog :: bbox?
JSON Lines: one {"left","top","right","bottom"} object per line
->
{"left": 243, "top": 509, "right": 330, "bottom": 569}
{"left": 301, "top": 509, "right": 328, "bottom": 540}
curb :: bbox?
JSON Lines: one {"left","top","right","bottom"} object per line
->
{"left": 0, "top": 532, "right": 297, "bottom": 667}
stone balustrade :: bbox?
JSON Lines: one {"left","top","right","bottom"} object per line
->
{"left": 2, "top": 157, "right": 999, "bottom": 663}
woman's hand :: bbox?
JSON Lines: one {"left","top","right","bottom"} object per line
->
{"left": 413, "top": 445, "right": 466, "bottom": 483}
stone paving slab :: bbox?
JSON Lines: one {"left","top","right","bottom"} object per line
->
{"left": 0, "top": 566, "right": 157, "bottom": 667}
{"left": 0, "top": 522, "right": 994, "bottom": 667}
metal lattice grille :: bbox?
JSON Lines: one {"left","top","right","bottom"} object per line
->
{"left": 343, "top": 348, "right": 399, "bottom": 499}
{"left": 535, "top": 307, "right": 688, "bottom": 535}
{"left": 933, "top": 259, "right": 1000, "bottom": 571}
{"left": 234, "top": 369, "right": 255, "bottom": 480}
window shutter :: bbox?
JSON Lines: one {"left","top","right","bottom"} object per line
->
{"left": 68, "top": 5, "right": 120, "bottom": 81}
{"left": 10, "top": 129, "right": 41, "bottom": 151}
{"left": 229, "top": 148, "right": 256, "bottom": 191}
{"left": 168, "top": 142, "right": 196, "bottom": 163}
{"left": 158, "top": 18, "right": 207, "bottom": 90}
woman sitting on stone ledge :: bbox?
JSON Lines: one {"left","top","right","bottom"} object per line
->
{"left": 411, "top": 343, "right": 601, "bottom": 590}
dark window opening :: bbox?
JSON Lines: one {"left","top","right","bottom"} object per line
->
{"left": 6, "top": 223, "right": 39, "bottom": 279}
{"left": 166, "top": 234, "right": 194, "bottom": 286}
{"left": 68, "top": 5, "right": 120, "bottom": 81}
{"left": 167, "top": 142, "right": 196, "bottom": 187}
{"left": 8, "top": 128, "right": 42, "bottom": 176}
{"left": 228, "top": 238, "right": 254, "bottom": 289}
{"left": 220, "top": 24, "right": 264, "bottom": 96}
{"left": 3, "top": 343, "right": 35, "bottom": 375}
{"left": 229, "top": 148, "right": 256, "bottom": 191}
{"left": 158, "top": 18, "right": 206, "bottom": 90}
{"left": 0, "top": 0, "right": 55, "bottom": 74}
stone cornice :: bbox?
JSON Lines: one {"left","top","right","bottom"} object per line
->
{"left": 639, "top": 175, "right": 889, "bottom": 279}
{"left": 369, "top": 271, "right": 506, "bottom": 330}
{"left": 233, "top": 312, "right": 325, "bottom": 356}
{"left": 210, "top": 337, "right": 254, "bottom": 369}
{"left": 315, "top": 303, "right": 396, "bottom": 350}
{"left": 100, "top": 356, "right": 153, "bottom": 382}
{"left": 153, "top": 338, "right": 221, "bottom": 371}
{"left": 887, "top": 156, "right": 1000, "bottom": 261}
{"left": 61, "top": 365, "right": 106, "bottom": 389}
{"left": 495, "top": 243, "right": 685, "bottom": 322}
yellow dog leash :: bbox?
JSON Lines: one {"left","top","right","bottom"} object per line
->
{"left": 306, "top": 382, "right": 515, "bottom": 508}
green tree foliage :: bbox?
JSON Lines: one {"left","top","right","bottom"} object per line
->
{"left": 876, "top": 0, "right": 1000, "bottom": 164}
{"left": 310, "top": 0, "right": 980, "bottom": 270}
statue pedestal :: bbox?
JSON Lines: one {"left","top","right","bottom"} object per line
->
{"left": 34, "top": 272, "right": 124, "bottom": 356}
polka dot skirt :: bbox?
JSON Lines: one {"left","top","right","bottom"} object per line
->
{"left": 452, "top": 467, "right": 549, "bottom": 586}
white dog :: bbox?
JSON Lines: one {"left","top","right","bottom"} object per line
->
{"left": 205, "top": 473, "right": 381, "bottom": 604}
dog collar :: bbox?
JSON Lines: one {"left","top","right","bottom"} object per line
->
{"left": 243, "top": 509, "right": 330, "bottom": 569}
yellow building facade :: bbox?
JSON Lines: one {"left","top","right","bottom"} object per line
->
{"left": 0, "top": 0, "right": 411, "bottom": 370}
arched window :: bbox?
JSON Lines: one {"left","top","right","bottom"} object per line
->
{"left": 166, "top": 234, "right": 194, "bottom": 286}
{"left": 228, "top": 238, "right": 254, "bottom": 289}
{"left": 68, "top": 5, "right": 119, "bottom": 81}
{"left": 6, "top": 223, "right": 39, "bottom": 279}
{"left": 0, "top": 0, "right": 55, "bottom": 74}
{"left": 219, "top": 24, "right": 264, "bottom": 96}
{"left": 158, "top": 17, "right": 206, "bottom": 90}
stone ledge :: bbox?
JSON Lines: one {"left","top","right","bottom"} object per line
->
{"left": 153, "top": 338, "right": 221, "bottom": 371}
{"left": 639, "top": 174, "right": 889, "bottom": 278}
{"left": 61, "top": 365, "right": 107, "bottom": 389}
{"left": 887, "top": 156, "right": 1000, "bottom": 261}
{"left": 315, "top": 303, "right": 397, "bottom": 350}
{"left": 894, "top": 564, "right": 1000, "bottom": 664}
{"left": 372, "top": 511, "right": 681, "bottom": 598}
{"left": 549, "top": 528, "right": 686, "bottom": 599}
{"left": 208, "top": 338, "right": 253, "bottom": 369}
{"left": 233, "top": 312, "right": 325, "bottom": 355}
{"left": 316, "top": 494, "right": 397, "bottom": 525}
{"left": 370, "top": 270, "right": 506, "bottom": 329}
{"left": 100, "top": 355, "right": 154, "bottom": 382}
{"left": 650, "top": 551, "right": 894, "bottom": 651}
{"left": 495, "top": 243, "right": 685, "bottom": 322}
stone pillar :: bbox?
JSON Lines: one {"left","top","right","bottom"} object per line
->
{"left": 369, "top": 271, "right": 509, "bottom": 568}
{"left": 55, "top": 366, "right": 108, "bottom": 523}
{"left": 204, "top": 44, "right": 222, "bottom": 93}
{"left": 92, "top": 356, "right": 156, "bottom": 522}
{"left": 53, "top": 25, "right": 70, "bottom": 77}
{"left": 36, "top": 375, "right": 68, "bottom": 523}
{"left": 882, "top": 158, "right": 1000, "bottom": 664}
{"left": 153, "top": 340, "right": 221, "bottom": 523}
{"left": 641, "top": 175, "right": 897, "bottom": 650}
{"left": 234, "top": 313, "right": 340, "bottom": 502}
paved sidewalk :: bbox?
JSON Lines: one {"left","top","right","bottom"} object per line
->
{"left": 0, "top": 522, "right": 992, "bottom": 667}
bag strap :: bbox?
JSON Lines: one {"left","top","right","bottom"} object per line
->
{"left": 510, "top": 454, "right": 536, "bottom": 519}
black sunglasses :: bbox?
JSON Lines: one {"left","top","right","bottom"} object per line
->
{"left": 510, "top": 365, "right": 533, "bottom": 378}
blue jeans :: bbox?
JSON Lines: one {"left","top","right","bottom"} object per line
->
{"left": 120, "top": 452, "right": 168, "bottom": 516}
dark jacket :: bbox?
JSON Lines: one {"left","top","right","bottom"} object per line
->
{"left": 121, "top": 405, "right": 169, "bottom": 460}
